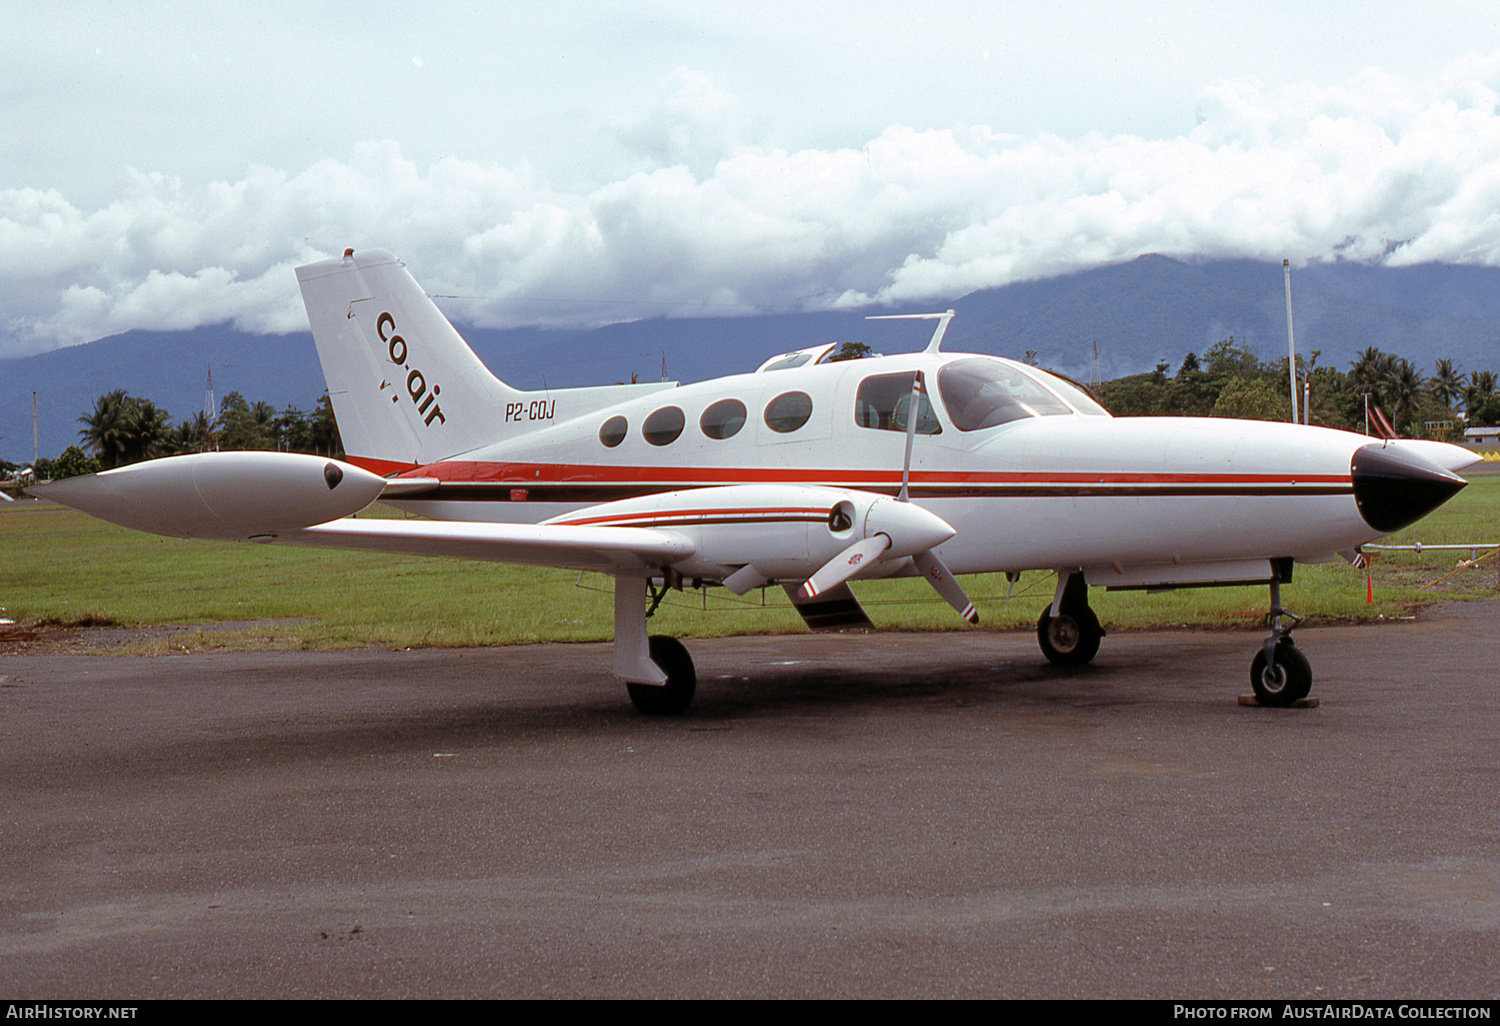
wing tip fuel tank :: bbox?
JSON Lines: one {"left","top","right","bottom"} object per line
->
{"left": 29, "top": 451, "right": 388, "bottom": 540}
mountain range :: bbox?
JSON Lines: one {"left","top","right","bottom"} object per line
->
{"left": 5, "top": 254, "right": 1500, "bottom": 464}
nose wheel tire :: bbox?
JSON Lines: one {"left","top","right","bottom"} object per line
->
{"left": 1249, "top": 638, "right": 1312, "bottom": 706}
{"left": 627, "top": 635, "right": 697, "bottom": 715}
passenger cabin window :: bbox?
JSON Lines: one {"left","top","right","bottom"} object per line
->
{"left": 642, "top": 406, "right": 685, "bottom": 446}
{"left": 700, "top": 398, "right": 747, "bottom": 440}
{"left": 855, "top": 373, "right": 941, "bottom": 434}
{"left": 763, "top": 391, "right": 813, "bottom": 433}
{"left": 599, "top": 415, "right": 627, "bottom": 447}
{"left": 937, "top": 358, "right": 1074, "bottom": 430}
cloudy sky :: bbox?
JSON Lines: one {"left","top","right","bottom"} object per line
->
{"left": 4, "top": 1, "right": 1500, "bottom": 358}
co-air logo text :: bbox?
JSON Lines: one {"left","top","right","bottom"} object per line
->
{"left": 377, "top": 312, "right": 446, "bottom": 427}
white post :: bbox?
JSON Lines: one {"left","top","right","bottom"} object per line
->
{"left": 1283, "top": 260, "right": 1299, "bottom": 424}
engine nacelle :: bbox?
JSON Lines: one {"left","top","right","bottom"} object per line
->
{"left": 545, "top": 484, "right": 954, "bottom": 584}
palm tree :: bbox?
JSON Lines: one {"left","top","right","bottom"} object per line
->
{"left": 1345, "top": 347, "right": 1390, "bottom": 409}
{"left": 168, "top": 411, "right": 216, "bottom": 454}
{"left": 123, "top": 399, "right": 172, "bottom": 463}
{"left": 1432, "top": 358, "right": 1464, "bottom": 411}
{"left": 77, "top": 390, "right": 134, "bottom": 469}
{"left": 1467, "top": 370, "right": 1498, "bottom": 420}
{"left": 191, "top": 409, "right": 216, "bottom": 452}
{"left": 1385, "top": 358, "right": 1426, "bottom": 435}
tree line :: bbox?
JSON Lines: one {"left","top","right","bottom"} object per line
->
{"left": 36, "top": 390, "right": 344, "bottom": 480}
{"left": 1091, "top": 338, "right": 1500, "bottom": 437}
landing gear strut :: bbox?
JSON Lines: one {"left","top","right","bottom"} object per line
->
{"left": 1250, "top": 562, "right": 1312, "bottom": 706}
{"left": 1037, "top": 571, "right": 1105, "bottom": 665}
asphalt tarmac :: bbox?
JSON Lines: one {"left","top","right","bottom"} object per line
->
{"left": 3, "top": 605, "right": 1498, "bottom": 1000}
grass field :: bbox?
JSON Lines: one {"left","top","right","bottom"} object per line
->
{"left": 2, "top": 472, "right": 1496, "bottom": 652}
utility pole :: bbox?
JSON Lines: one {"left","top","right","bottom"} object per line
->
{"left": 1283, "top": 260, "right": 1299, "bottom": 424}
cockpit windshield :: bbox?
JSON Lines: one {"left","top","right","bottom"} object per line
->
{"left": 936, "top": 357, "right": 1101, "bottom": 430}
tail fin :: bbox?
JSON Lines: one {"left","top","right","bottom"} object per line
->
{"left": 296, "top": 249, "right": 520, "bottom": 469}
{"left": 297, "top": 249, "right": 678, "bottom": 472}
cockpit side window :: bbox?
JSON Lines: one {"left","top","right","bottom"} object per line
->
{"left": 854, "top": 373, "right": 941, "bottom": 434}
{"left": 760, "top": 353, "right": 814, "bottom": 372}
{"left": 1035, "top": 372, "right": 1112, "bottom": 416}
{"left": 937, "top": 358, "right": 1073, "bottom": 430}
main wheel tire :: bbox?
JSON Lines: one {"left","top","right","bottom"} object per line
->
{"left": 626, "top": 635, "right": 697, "bottom": 715}
{"left": 1249, "top": 638, "right": 1313, "bottom": 706}
{"left": 1037, "top": 607, "right": 1102, "bottom": 665}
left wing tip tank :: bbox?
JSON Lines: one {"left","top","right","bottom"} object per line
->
{"left": 28, "top": 451, "right": 388, "bottom": 541}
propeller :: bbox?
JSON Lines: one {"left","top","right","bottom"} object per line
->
{"left": 914, "top": 549, "right": 978, "bottom": 624}
{"left": 799, "top": 535, "right": 892, "bottom": 600}
{"left": 797, "top": 371, "right": 980, "bottom": 624}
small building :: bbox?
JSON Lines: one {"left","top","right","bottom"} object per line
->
{"left": 1463, "top": 425, "right": 1500, "bottom": 446}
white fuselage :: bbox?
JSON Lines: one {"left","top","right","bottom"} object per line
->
{"left": 367, "top": 350, "right": 1415, "bottom": 584}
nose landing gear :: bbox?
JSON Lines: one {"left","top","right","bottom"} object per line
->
{"left": 1249, "top": 562, "right": 1314, "bottom": 707}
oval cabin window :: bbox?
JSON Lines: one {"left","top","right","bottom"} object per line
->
{"left": 599, "top": 416, "right": 628, "bottom": 448}
{"left": 642, "top": 406, "right": 686, "bottom": 446}
{"left": 699, "top": 399, "right": 748, "bottom": 440}
{"left": 763, "top": 391, "right": 813, "bottom": 433}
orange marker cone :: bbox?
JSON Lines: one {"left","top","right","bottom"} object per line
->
{"left": 1366, "top": 572, "right": 1374, "bottom": 604}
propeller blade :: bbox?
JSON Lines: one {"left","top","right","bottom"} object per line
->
{"left": 798, "top": 535, "right": 891, "bottom": 601}
{"left": 913, "top": 549, "right": 979, "bottom": 624}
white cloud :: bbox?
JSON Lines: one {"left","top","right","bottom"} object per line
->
{"left": 7, "top": 54, "right": 1500, "bottom": 356}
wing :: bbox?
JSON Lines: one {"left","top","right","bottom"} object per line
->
{"left": 279, "top": 518, "right": 693, "bottom": 575}
{"left": 30, "top": 451, "right": 977, "bottom": 622}
{"left": 28, "top": 451, "right": 693, "bottom": 576}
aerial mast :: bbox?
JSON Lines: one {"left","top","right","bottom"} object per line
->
{"left": 867, "top": 310, "right": 957, "bottom": 353}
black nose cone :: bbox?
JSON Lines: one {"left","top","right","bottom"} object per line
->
{"left": 1351, "top": 443, "right": 1466, "bottom": 533}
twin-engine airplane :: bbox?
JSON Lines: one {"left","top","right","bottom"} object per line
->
{"left": 34, "top": 249, "right": 1479, "bottom": 713}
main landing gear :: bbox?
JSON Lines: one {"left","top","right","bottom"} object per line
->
{"left": 627, "top": 635, "right": 697, "bottom": 716}
{"left": 614, "top": 576, "right": 699, "bottom": 715}
{"left": 1250, "top": 562, "right": 1312, "bottom": 707}
{"left": 1037, "top": 571, "right": 1105, "bottom": 665}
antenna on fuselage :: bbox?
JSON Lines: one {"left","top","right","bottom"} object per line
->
{"left": 866, "top": 309, "right": 957, "bottom": 353}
